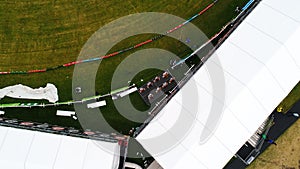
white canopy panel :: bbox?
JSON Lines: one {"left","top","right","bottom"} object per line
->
{"left": 56, "top": 110, "right": 76, "bottom": 117}
{"left": 0, "top": 126, "right": 120, "bottom": 169}
{"left": 119, "top": 87, "right": 138, "bottom": 98}
{"left": 137, "top": 0, "right": 300, "bottom": 168}
{"left": 87, "top": 100, "right": 107, "bottom": 109}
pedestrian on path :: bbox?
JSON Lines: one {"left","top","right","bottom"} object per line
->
{"left": 258, "top": 133, "right": 277, "bottom": 146}
{"left": 266, "top": 139, "right": 277, "bottom": 146}
{"left": 257, "top": 133, "right": 267, "bottom": 139}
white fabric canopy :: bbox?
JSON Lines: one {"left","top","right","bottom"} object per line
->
{"left": 87, "top": 100, "right": 107, "bottom": 109}
{"left": 137, "top": 0, "right": 300, "bottom": 168}
{"left": 56, "top": 110, "right": 76, "bottom": 117}
{"left": 0, "top": 126, "right": 120, "bottom": 169}
{"left": 0, "top": 83, "right": 58, "bottom": 103}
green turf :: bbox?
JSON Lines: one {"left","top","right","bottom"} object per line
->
{"left": 277, "top": 82, "right": 300, "bottom": 113}
{"left": 0, "top": 0, "right": 250, "bottom": 133}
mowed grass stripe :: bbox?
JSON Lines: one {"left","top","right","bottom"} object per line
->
{"left": 1, "top": 0, "right": 249, "bottom": 132}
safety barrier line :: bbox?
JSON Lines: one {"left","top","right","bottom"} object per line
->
{"left": 0, "top": 1, "right": 218, "bottom": 75}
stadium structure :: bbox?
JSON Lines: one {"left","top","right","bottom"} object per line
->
{"left": 0, "top": 0, "right": 299, "bottom": 168}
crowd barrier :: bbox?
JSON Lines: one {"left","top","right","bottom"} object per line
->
{"left": 0, "top": 1, "right": 218, "bottom": 75}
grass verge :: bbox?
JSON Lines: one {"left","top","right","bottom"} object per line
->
{"left": 247, "top": 120, "right": 300, "bottom": 169}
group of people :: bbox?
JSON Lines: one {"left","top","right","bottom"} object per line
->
{"left": 258, "top": 133, "right": 277, "bottom": 146}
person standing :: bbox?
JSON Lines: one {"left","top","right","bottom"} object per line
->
{"left": 258, "top": 133, "right": 277, "bottom": 146}
{"left": 266, "top": 139, "right": 277, "bottom": 146}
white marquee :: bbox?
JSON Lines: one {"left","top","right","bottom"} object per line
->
{"left": 0, "top": 126, "right": 120, "bottom": 169}
{"left": 136, "top": 0, "right": 300, "bottom": 168}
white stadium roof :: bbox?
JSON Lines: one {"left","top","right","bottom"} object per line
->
{"left": 0, "top": 126, "right": 120, "bottom": 169}
{"left": 0, "top": 1, "right": 299, "bottom": 169}
{"left": 137, "top": 0, "right": 300, "bottom": 168}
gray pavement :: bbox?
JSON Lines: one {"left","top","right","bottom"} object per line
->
{"left": 224, "top": 99, "right": 300, "bottom": 169}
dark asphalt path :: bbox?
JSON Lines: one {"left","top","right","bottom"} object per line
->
{"left": 224, "top": 100, "right": 300, "bottom": 169}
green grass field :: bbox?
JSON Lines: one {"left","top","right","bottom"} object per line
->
{"left": 1, "top": 0, "right": 252, "bottom": 133}
{"left": 277, "top": 81, "right": 300, "bottom": 113}
{"left": 247, "top": 120, "right": 300, "bottom": 169}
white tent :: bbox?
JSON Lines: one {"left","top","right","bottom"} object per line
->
{"left": 87, "top": 100, "right": 107, "bottom": 109}
{"left": 0, "top": 126, "right": 120, "bottom": 169}
{"left": 136, "top": 0, "right": 300, "bottom": 168}
{"left": 56, "top": 110, "right": 76, "bottom": 117}
{"left": 119, "top": 87, "right": 137, "bottom": 98}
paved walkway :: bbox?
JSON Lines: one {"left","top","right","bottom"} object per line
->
{"left": 224, "top": 99, "right": 300, "bottom": 169}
